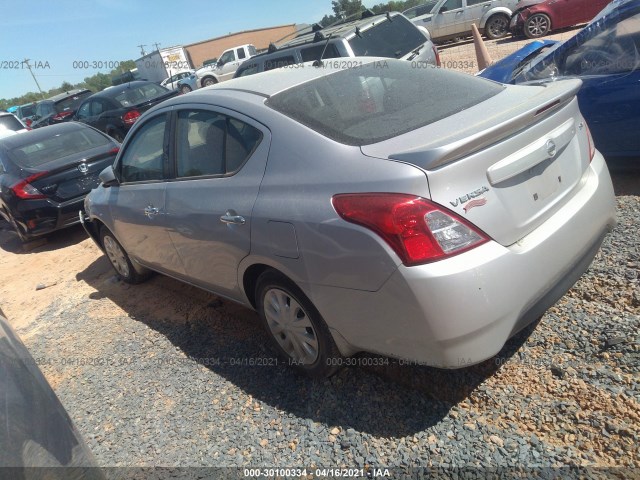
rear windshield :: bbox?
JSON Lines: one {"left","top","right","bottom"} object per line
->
{"left": 55, "top": 91, "right": 92, "bottom": 113}
{"left": 349, "top": 15, "right": 427, "bottom": 59}
{"left": 19, "top": 104, "right": 36, "bottom": 118}
{"left": 267, "top": 61, "right": 504, "bottom": 146}
{"left": 0, "top": 115, "right": 25, "bottom": 132}
{"left": 8, "top": 128, "right": 110, "bottom": 168}
{"left": 111, "top": 83, "right": 169, "bottom": 108}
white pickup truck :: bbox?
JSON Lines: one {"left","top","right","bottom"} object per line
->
{"left": 177, "top": 44, "right": 257, "bottom": 93}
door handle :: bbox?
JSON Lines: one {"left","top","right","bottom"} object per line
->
{"left": 144, "top": 205, "right": 160, "bottom": 218}
{"left": 220, "top": 210, "right": 245, "bottom": 225}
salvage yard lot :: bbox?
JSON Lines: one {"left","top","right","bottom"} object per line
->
{"left": 1, "top": 30, "right": 639, "bottom": 473}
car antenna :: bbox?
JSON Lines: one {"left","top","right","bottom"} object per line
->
{"left": 313, "top": 31, "right": 335, "bottom": 67}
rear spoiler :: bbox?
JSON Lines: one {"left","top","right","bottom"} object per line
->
{"left": 387, "top": 79, "right": 582, "bottom": 171}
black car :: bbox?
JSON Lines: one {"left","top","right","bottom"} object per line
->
{"left": 0, "top": 122, "right": 119, "bottom": 241}
{"left": 0, "top": 314, "right": 104, "bottom": 477}
{"left": 30, "top": 89, "right": 93, "bottom": 129}
{"left": 73, "top": 81, "right": 178, "bottom": 142}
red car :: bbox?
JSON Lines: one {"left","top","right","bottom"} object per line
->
{"left": 510, "top": 0, "right": 611, "bottom": 38}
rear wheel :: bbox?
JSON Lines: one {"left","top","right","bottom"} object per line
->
{"left": 202, "top": 77, "right": 217, "bottom": 87}
{"left": 100, "top": 227, "right": 151, "bottom": 284}
{"left": 484, "top": 14, "right": 509, "bottom": 40}
{"left": 524, "top": 13, "right": 551, "bottom": 38}
{"left": 256, "top": 271, "right": 342, "bottom": 378}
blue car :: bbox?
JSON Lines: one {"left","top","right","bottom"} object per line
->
{"left": 480, "top": 0, "right": 640, "bottom": 163}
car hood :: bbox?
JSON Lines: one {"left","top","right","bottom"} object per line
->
{"left": 479, "top": 39, "right": 557, "bottom": 83}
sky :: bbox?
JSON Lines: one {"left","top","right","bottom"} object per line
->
{"left": 0, "top": 0, "right": 378, "bottom": 102}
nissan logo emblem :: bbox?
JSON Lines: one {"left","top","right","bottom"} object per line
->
{"left": 78, "top": 163, "right": 88, "bottom": 173}
{"left": 545, "top": 139, "right": 557, "bottom": 158}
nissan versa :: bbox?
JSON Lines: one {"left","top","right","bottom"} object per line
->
{"left": 82, "top": 58, "right": 616, "bottom": 377}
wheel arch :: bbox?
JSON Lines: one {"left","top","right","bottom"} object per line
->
{"left": 479, "top": 7, "right": 513, "bottom": 29}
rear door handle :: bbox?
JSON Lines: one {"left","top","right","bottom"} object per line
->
{"left": 220, "top": 210, "right": 245, "bottom": 225}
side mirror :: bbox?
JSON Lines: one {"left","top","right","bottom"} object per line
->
{"left": 99, "top": 165, "right": 118, "bottom": 187}
{"left": 217, "top": 60, "right": 225, "bottom": 67}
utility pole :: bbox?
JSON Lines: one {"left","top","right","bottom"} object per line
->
{"left": 137, "top": 44, "right": 147, "bottom": 56}
{"left": 23, "top": 59, "right": 45, "bottom": 99}
{"left": 153, "top": 42, "right": 161, "bottom": 52}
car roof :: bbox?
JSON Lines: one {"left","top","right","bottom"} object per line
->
{"left": 251, "top": 12, "right": 402, "bottom": 59}
{"left": 46, "top": 89, "right": 91, "bottom": 103}
{"left": 91, "top": 81, "right": 160, "bottom": 99}
{"left": 0, "top": 122, "right": 89, "bottom": 150}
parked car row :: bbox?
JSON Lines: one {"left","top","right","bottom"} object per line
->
{"left": 404, "top": 0, "right": 612, "bottom": 42}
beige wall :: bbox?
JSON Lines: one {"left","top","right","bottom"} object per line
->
{"left": 185, "top": 24, "right": 298, "bottom": 67}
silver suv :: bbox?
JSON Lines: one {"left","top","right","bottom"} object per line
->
{"left": 233, "top": 11, "right": 440, "bottom": 79}
{"left": 404, "top": 0, "right": 518, "bottom": 41}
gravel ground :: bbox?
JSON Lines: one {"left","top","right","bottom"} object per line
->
{"left": 3, "top": 172, "right": 636, "bottom": 479}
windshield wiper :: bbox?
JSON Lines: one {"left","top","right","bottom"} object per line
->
{"left": 406, "top": 45, "right": 422, "bottom": 60}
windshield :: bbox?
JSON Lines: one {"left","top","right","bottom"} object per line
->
{"left": 8, "top": 128, "right": 110, "bottom": 168}
{"left": 112, "top": 83, "right": 169, "bottom": 108}
{"left": 268, "top": 61, "right": 503, "bottom": 146}
{"left": 349, "top": 15, "right": 428, "bottom": 59}
{"left": 19, "top": 104, "right": 35, "bottom": 117}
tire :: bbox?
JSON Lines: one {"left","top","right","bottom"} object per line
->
{"left": 524, "top": 13, "right": 551, "bottom": 39}
{"left": 180, "top": 84, "right": 192, "bottom": 94}
{"left": 109, "top": 130, "right": 124, "bottom": 143}
{"left": 256, "top": 271, "right": 342, "bottom": 378}
{"left": 484, "top": 14, "right": 509, "bottom": 40}
{"left": 100, "top": 227, "right": 151, "bottom": 284}
{"left": 202, "top": 77, "right": 217, "bottom": 87}
{"left": 7, "top": 212, "right": 28, "bottom": 242}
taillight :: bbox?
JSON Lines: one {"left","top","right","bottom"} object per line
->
{"left": 52, "top": 111, "right": 73, "bottom": 121}
{"left": 332, "top": 193, "right": 489, "bottom": 266}
{"left": 25, "top": 119, "right": 32, "bottom": 127}
{"left": 11, "top": 172, "right": 49, "bottom": 199}
{"left": 584, "top": 122, "right": 595, "bottom": 162}
{"left": 433, "top": 45, "right": 441, "bottom": 68}
{"left": 122, "top": 110, "right": 141, "bottom": 126}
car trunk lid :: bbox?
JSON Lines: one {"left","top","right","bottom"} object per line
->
{"left": 361, "top": 79, "right": 592, "bottom": 246}
{"left": 25, "top": 146, "right": 119, "bottom": 202}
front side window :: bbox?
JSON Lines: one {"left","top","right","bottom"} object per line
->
{"left": 76, "top": 102, "right": 91, "bottom": 119}
{"left": 441, "top": 0, "right": 463, "bottom": 11}
{"left": 175, "top": 110, "right": 262, "bottom": 178}
{"left": 119, "top": 114, "right": 167, "bottom": 182}
{"left": 219, "top": 50, "right": 236, "bottom": 64}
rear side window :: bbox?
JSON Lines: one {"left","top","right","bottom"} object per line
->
{"left": 267, "top": 61, "right": 503, "bottom": 146}
{"left": 235, "top": 63, "right": 259, "bottom": 78}
{"left": 348, "top": 15, "right": 427, "bottom": 59}
{"left": 0, "top": 115, "right": 24, "bottom": 133}
{"left": 264, "top": 55, "right": 296, "bottom": 71}
{"left": 237, "top": 48, "right": 247, "bottom": 60}
{"left": 8, "top": 127, "right": 111, "bottom": 168}
{"left": 300, "top": 44, "right": 340, "bottom": 62}
{"left": 175, "top": 110, "right": 262, "bottom": 178}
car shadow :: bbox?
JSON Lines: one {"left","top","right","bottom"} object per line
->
{"left": 76, "top": 257, "right": 532, "bottom": 438}
{"left": 0, "top": 221, "right": 88, "bottom": 254}
{"left": 610, "top": 169, "right": 640, "bottom": 196}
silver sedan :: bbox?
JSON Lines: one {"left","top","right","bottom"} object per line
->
{"left": 83, "top": 58, "right": 616, "bottom": 377}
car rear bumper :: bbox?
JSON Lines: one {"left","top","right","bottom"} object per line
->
{"left": 312, "top": 152, "right": 616, "bottom": 367}
{"left": 12, "top": 196, "right": 88, "bottom": 238}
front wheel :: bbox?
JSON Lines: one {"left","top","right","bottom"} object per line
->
{"left": 484, "top": 14, "right": 509, "bottom": 40}
{"left": 524, "top": 13, "right": 551, "bottom": 38}
{"left": 180, "top": 84, "right": 192, "bottom": 94}
{"left": 100, "top": 227, "right": 151, "bottom": 284}
{"left": 256, "top": 271, "right": 342, "bottom": 378}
